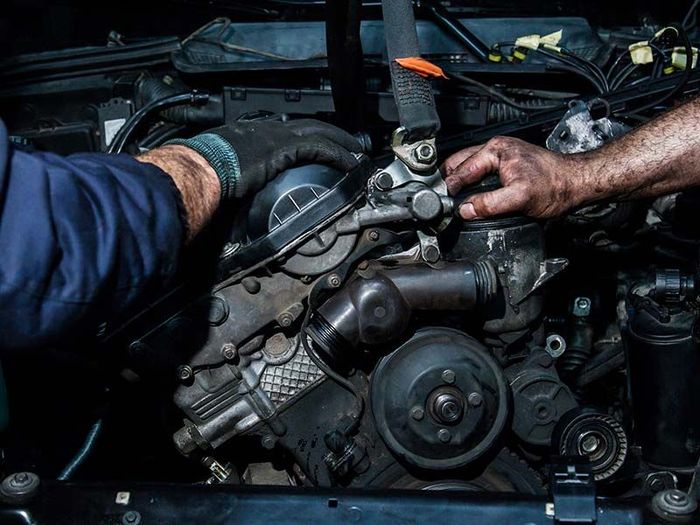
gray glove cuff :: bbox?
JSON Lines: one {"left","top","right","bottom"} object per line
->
{"left": 165, "top": 133, "right": 242, "bottom": 201}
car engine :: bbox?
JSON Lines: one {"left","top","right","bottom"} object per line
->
{"left": 1, "top": 0, "right": 699, "bottom": 516}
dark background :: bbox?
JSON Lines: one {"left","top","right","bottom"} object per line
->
{"left": 0, "top": 0, "right": 692, "bottom": 58}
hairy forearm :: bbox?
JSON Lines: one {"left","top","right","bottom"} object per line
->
{"left": 136, "top": 145, "right": 220, "bottom": 241}
{"left": 572, "top": 96, "right": 700, "bottom": 206}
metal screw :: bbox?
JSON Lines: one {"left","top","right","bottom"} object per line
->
{"left": 441, "top": 369, "right": 456, "bottom": 384}
{"left": 410, "top": 406, "right": 425, "bottom": 421}
{"left": 415, "top": 143, "right": 436, "bottom": 164}
{"left": 327, "top": 274, "right": 342, "bottom": 288}
{"left": 468, "top": 392, "right": 483, "bottom": 407}
{"left": 221, "top": 344, "right": 237, "bottom": 360}
{"left": 438, "top": 428, "right": 452, "bottom": 443}
{"left": 367, "top": 230, "right": 380, "bottom": 242}
{"left": 278, "top": 312, "right": 294, "bottom": 327}
{"left": 573, "top": 296, "right": 592, "bottom": 317}
{"left": 261, "top": 435, "right": 276, "bottom": 450}
{"left": 177, "top": 365, "right": 193, "bottom": 383}
{"left": 375, "top": 171, "right": 394, "bottom": 191}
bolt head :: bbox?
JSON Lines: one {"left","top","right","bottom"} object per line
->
{"left": 467, "top": 392, "right": 483, "bottom": 407}
{"left": 278, "top": 313, "right": 293, "bottom": 327}
{"left": 441, "top": 369, "right": 456, "bottom": 384}
{"left": 410, "top": 406, "right": 425, "bottom": 421}
{"left": 375, "top": 171, "right": 394, "bottom": 191}
{"left": 368, "top": 230, "right": 380, "bottom": 242}
{"left": 422, "top": 244, "right": 440, "bottom": 263}
{"left": 327, "top": 274, "right": 342, "bottom": 287}
{"left": 177, "top": 365, "right": 193, "bottom": 382}
{"left": 221, "top": 344, "right": 237, "bottom": 360}
{"left": 437, "top": 428, "right": 452, "bottom": 443}
{"left": 415, "top": 143, "right": 436, "bottom": 164}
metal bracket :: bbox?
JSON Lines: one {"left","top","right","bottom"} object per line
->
{"left": 391, "top": 127, "right": 438, "bottom": 172}
{"left": 549, "top": 457, "right": 597, "bottom": 524}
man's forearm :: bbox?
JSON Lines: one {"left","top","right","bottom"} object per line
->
{"left": 137, "top": 145, "right": 220, "bottom": 241}
{"left": 574, "top": 96, "right": 700, "bottom": 205}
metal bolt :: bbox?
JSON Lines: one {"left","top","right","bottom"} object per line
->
{"left": 367, "top": 230, "right": 380, "bottom": 242}
{"left": 422, "top": 244, "right": 440, "bottom": 263}
{"left": 580, "top": 434, "right": 601, "bottom": 454}
{"left": 468, "top": 392, "right": 483, "bottom": 407}
{"left": 221, "top": 344, "right": 237, "bottom": 360}
{"left": 410, "top": 406, "right": 425, "bottom": 421}
{"left": 652, "top": 489, "right": 698, "bottom": 518}
{"left": 441, "top": 369, "right": 456, "bottom": 384}
{"left": 327, "top": 274, "right": 342, "bottom": 288}
{"left": 573, "top": 296, "right": 592, "bottom": 317}
{"left": 0, "top": 471, "right": 40, "bottom": 504}
{"left": 261, "top": 435, "right": 277, "bottom": 450}
{"left": 433, "top": 393, "right": 464, "bottom": 424}
{"left": 122, "top": 511, "right": 141, "bottom": 525}
{"left": 278, "top": 312, "right": 294, "bottom": 327}
{"left": 437, "top": 428, "right": 452, "bottom": 443}
{"left": 415, "top": 143, "right": 436, "bottom": 164}
{"left": 545, "top": 334, "right": 567, "bottom": 358}
{"left": 177, "top": 365, "right": 193, "bottom": 383}
{"left": 375, "top": 171, "right": 394, "bottom": 191}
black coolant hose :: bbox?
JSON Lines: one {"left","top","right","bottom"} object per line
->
{"left": 306, "top": 260, "right": 497, "bottom": 367}
{"left": 108, "top": 91, "right": 210, "bottom": 154}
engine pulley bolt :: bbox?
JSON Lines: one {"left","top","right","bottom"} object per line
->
{"left": 375, "top": 171, "right": 394, "bottom": 191}
{"left": 580, "top": 434, "right": 601, "bottom": 455}
{"left": 327, "top": 274, "right": 342, "bottom": 288}
{"left": 468, "top": 392, "right": 483, "bottom": 407}
{"left": 0, "top": 471, "right": 40, "bottom": 503}
{"left": 367, "top": 230, "right": 380, "bottom": 242}
{"left": 176, "top": 365, "right": 194, "bottom": 383}
{"left": 221, "top": 344, "right": 237, "bottom": 361}
{"left": 433, "top": 393, "right": 464, "bottom": 424}
{"left": 441, "top": 369, "right": 456, "bottom": 384}
{"left": 410, "top": 406, "right": 425, "bottom": 421}
{"left": 437, "top": 428, "right": 452, "bottom": 443}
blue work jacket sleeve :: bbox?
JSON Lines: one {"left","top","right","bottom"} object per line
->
{"left": 0, "top": 122, "right": 186, "bottom": 350}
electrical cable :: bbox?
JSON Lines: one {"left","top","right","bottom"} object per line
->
{"left": 108, "top": 91, "right": 210, "bottom": 154}
{"left": 300, "top": 285, "right": 365, "bottom": 436}
{"left": 57, "top": 419, "right": 103, "bottom": 481}
{"left": 449, "top": 72, "right": 564, "bottom": 111}
{"left": 622, "top": 24, "right": 693, "bottom": 116}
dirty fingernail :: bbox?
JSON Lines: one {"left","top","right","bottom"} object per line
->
{"left": 460, "top": 202, "right": 477, "bottom": 220}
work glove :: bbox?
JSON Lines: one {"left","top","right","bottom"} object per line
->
{"left": 166, "top": 119, "right": 362, "bottom": 201}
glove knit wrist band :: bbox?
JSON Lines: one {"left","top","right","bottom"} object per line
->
{"left": 165, "top": 133, "right": 241, "bottom": 201}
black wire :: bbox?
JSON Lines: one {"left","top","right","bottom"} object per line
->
{"left": 108, "top": 91, "right": 210, "bottom": 154}
{"left": 300, "top": 292, "right": 364, "bottom": 436}
{"left": 449, "top": 72, "right": 564, "bottom": 111}
{"left": 684, "top": 0, "right": 700, "bottom": 30}
{"left": 622, "top": 24, "right": 693, "bottom": 116}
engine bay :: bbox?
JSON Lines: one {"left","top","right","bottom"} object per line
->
{"left": 1, "top": 0, "right": 700, "bottom": 520}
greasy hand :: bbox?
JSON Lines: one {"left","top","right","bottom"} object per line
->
{"left": 442, "top": 136, "right": 579, "bottom": 220}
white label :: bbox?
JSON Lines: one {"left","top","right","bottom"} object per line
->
{"left": 104, "top": 118, "right": 127, "bottom": 147}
